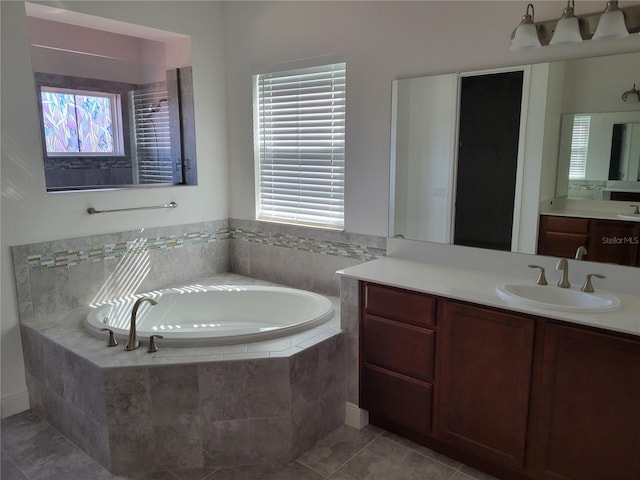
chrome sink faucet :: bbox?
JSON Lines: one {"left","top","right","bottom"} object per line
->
{"left": 575, "top": 246, "right": 587, "bottom": 260}
{"left": 556, "top": 258, "right": 570, "bottom": 288}
{"left": 126, "top": 297, "right": 157, "bottom": 351}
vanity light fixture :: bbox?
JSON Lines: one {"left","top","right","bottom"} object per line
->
{"left": 509, "top": 1, "right": 640, "bottom": 49}
{"left": 510, "top": 3, "right": 542, "bottom": 51}
{"left": 593, "top": 1, "right": 629, "bottom": 40}
{"left": 549, "top": 0, "right": 583, "bottom": 45}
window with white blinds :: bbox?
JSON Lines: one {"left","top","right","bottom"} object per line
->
{"left": 254, "top": 62, "right": 346, "bottom": 229}
{"left": 569, "top": 114, "right": 591, "bottom": 180}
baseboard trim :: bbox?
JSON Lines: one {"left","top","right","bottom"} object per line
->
{"left": 345, "top": 402, "right": 369, "bottom": 429}
{"left": 1, "top": 391, "right": 30, "bottom": 418}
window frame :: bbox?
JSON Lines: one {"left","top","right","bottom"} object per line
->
{"left": 253, "top": 60, "right": 346, "bottom": 230}
{"left": 39, "top": 85, "right": 125, "bottom": 157}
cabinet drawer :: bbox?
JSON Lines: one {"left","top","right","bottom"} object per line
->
{"left": 363, "top": 315, "right": 434, "bottom": 381}
{"left": 543, "top": 215, "right": 589, "bottom": 234}
{"left": 361, "top": 364, "right": 432, "bottom": 435}
{"left": 364, "top": 283, "right": 436, "bottom": 327}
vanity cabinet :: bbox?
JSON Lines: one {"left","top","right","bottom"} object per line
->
{"left": 359, "top": 281, "right": 640, "bottom": 480}
{"left": 359, "top": 282, "right": 436, "bottom": 437}
{"left": 537, "top": 215, "right": 640, "bottom": 266}
{"left": 436, "top": 301, "right": 535, "bottom": 471}
{"left": 534, "top": 323, "right": 640, "bottom": 480}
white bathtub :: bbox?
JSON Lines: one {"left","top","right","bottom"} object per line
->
{"left": 85, "top": 284, "right": 334, "bottom": 347}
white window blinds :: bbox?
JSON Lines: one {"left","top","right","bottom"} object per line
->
{"left": 569, "top": 114, "right": 591, "bottom": 180}
{"left": 132, "top": 89, "right": 174, "bottom": 184}
{"left": 255, "top": 62, "right": 346, "bottom": 228}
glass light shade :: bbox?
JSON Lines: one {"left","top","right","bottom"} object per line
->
{"left": 550, "top": 16, "right": 583, "bottom": 44}
{"left": 593, "top": 8, "right": 629, "bottom": 40}
{"left": 511, "top": 23, "right": 542, "bottom": 51}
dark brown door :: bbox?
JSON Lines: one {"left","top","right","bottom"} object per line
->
{"left": 534, "top": 323, "right": 640, "bottom": 480}
{"left": 436, "top": 301, "right": 535, "bottom": 470}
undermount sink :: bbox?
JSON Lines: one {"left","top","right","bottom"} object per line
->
{"left": 617, "top": 213, "right": 640, "bottom": 222}
{"left": 496, "top": 283, "right": 622, "bottom": 312}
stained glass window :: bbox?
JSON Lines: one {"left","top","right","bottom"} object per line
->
{"left": 40, "top": 87, "right": 122, "bottom": 155}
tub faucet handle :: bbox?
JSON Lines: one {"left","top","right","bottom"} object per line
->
{"left": 581, "top": 273, "right": 605, "bottom": 293}
{"left": 527, "top": 265, "right": 548, "bottom": 285}
{"left": 100, "top": 328, "right": 118, "bottom": 347}
{"left": 148, "top": 335, "right": 164, "bottom": 353}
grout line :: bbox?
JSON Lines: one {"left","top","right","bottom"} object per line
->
{"left": 292, "top": 459, "right": 332, "bottom": 479}
{"left": 323, "top": 427, "right": 386, "bottom": 477}
{"left": 2, "top": 455, "right": 32, "bottom": 480}
{"left": 381, "top": 431, "right": 467, "bottom": 474}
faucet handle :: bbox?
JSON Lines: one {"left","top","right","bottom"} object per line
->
{"left": 148, "top": 335, "right": 164, "bottom": 353}
{"left": 581, "top": 273, "right": 605, "bottom": 293}
{"left": 100, "top": 328, "right": 118, "bottom": 347}
{"left": 528, "top": 265, "right": 548, "bottom": 285}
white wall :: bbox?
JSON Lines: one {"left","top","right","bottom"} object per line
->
{"left": 28, "top": 17, "right": 173, "bottom": 84}
{"left": 3, "top": 0, "right": 639, "bottom": 417}
{"left": 1, "top": 1, "right": 228, "bottom": 416}
{"left": 224, "top": 0, "right": 640, "bottom": 236}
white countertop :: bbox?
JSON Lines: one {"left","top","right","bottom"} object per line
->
{"left": 541, "top": 210, "right": 638, "bottom": 222}
{"left": 338, "top": 257, "right": 640, "bottom": 337}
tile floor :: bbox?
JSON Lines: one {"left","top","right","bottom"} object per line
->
{"left": 1, "top": 411, "right": 498, "bottom": 480}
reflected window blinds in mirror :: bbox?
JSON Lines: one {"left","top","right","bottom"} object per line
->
{"left": 25, "top": 2, "right": 197, "bottom": 192}
{"left": 557, "top": 112, "right": 640, "bottom": 201}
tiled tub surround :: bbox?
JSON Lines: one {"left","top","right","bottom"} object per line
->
{"left": 229, "top": 219, "right": 386, "bottom": 297}
{"left": 21, "top": 273, "right": 345, "bottom": 473}
{"left": 13, "top": 218, "right": 386, "bottom": 325}
{"left": 12, "top": 220, "right": 232, "bottom": 325}
{"left": 11, "top": 221, "right": 385, "bottom": 473}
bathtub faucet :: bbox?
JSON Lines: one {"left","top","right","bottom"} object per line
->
{"left": 125, "top": 297, "right": 157, "bottom": 351}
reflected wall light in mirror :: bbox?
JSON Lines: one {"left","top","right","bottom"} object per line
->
{"left": 25, "top": 2, "right": 197, "bottom": 192}
{"left": 510, "top": 0, "right": 639, "bottom": 49}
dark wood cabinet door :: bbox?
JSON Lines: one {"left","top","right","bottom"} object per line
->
{"left": 436, "top": 301, "right": 535, "bottom": 470}
{"left": 362, "top": 314, "right": 435, "bottom": 381}
{"left": 363, "top": 282, "right": 436, "bottom": 328}
{"left": 361, "top": 364, "right": 433, "bottom": 436}
{"left": 588, "top": 220, "right": 640, "bottom": 266}
{"left": 534, "top": 323, "right": 640, "bottom": 480}
{"left": 537, "top": 216, "right": 590, "bottom": 259}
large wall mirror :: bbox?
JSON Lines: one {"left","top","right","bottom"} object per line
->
{"left": 390, "top": 51, "right": 640, "bottom": 266}
{"left": 25, "top": 2, "right": 198, "bottom": 192}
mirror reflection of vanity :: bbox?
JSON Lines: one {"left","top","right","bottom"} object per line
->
{"left": 25, "top": 2, "right": 197, "bottom": 192}
{"left": 390, "top": 51, "right": 640, "bottom": 267}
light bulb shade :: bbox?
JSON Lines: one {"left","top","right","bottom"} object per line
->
{"left": 593, "top": 9, "right": 629, "bottom": 40}
{"left": 511, "top": 23, "right": 542, "bottom": 50}
{"left": 550, "top": 16, "right": 583, "bottom": 44}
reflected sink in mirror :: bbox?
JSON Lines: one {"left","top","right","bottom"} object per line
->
{"left": 496, "top": 283, "right": 621, "bottom": 312}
